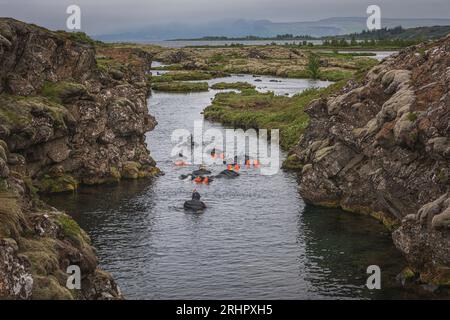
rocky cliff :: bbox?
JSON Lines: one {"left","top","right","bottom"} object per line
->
{"left": 0, "top": 19, "right": 158, "bottom": 298}
{"left": 0, "top": 18, "right": 159, "bottom": 191}
{"left": 291, "top": 35, "right": 450, "bottom": 289}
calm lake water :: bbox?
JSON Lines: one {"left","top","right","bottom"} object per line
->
{"left": 44, "top": 70, "right": 419, "bottom": 299}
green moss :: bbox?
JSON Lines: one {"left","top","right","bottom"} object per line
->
{"left": 20, "top": 238, "right": 59, "bottom": 276}
{"left": 32, "top": 275, "right": 74, "bottom": 300}
{"left": 421, "top": 266, "right": 450, "bottom": 287}
{"left": 36, "top": 174, "right": 78, "bottom": 193}
{"left": 152, "top": 81, "right": 209, "bottom": 92}
{"left": 407, "top": 112, "right": 418, "bottom": 122}
{"left": 122, "top": 161, "right": 141, "bottom": 179}
{"left": 0, "top": 192, "right": 25, "bottom": 239}
{"left": 0, "top": 178, "right": 8, "bottom": 192}
{"left": 437, "top": 169, "right": 449, "bottom": 184}
{"left": 110, "top": 166, "right": 121, "bottom": 181}
{"left": 401, "top": 267, "right": 417, "bottom": 281}
{"left": 0, "top": 94, "right": 69, "bottom": 131}
{"left": 56, "top": 214, "right": 85, "bottom": 246}
{"left": 0, "top": 95, "right": 33, "bottom": 127}
{"left": 341, "top": 205, "right": 401, "bottom": 232}
{"left": 41, "top": 81, "right": 86, "bottom": 104}
{"left": 282, "top": 154, "right": 304, "bottom": 170}
{"left": 55, "top": 30, "right": 97, "bottom": 46}
{"left": 211, "top": 82, "right": 255, "bottom": 90}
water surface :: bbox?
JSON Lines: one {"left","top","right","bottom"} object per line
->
{"left": 44, "top": 73, "right": 413, "bottom": 299}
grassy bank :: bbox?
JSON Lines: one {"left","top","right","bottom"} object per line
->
{"left": 150, "top": 70, "right": 229, "bottom": 83}
{"left": 203, "top": 82, "right": 345, "bottom": 150}
{"left": 151, "top": 81, "right": 209, "bottom": 92}
{"left": 153, "top": 46, "right": 379, "bottom": 82}
{"left": 211, "top": 82, "right": 255, "bottom": 90}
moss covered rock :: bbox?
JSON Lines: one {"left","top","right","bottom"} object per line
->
{"left": 35, "top": 174, "right": 78, "bottom": 193}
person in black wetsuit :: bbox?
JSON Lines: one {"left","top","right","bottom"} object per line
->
{"left": 192, "top": 190, "right": 201, "bottom": 200}
{"left": 184, "top": 189, "right": 206, "bottom": 212}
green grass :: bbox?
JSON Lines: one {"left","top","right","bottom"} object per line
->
{"left": 204, "top": 82, "right": 345, "bottom": 150}
{"left": 152, "top": 64, "right": 183, "bottom": 71}
{"left": 211, "top": 82, "right": 255, "bottom": 90}
{"left": 152, "top": 81, "right": 209, "bottom": 92}
{"left": 319, "top": 69, "right": 354, "bottom": 81}
{"left": 150, "top": 70, "right": 228, "bottom": 83}
{"left": 55, "top": 31, "right": 99, "bottom": 46}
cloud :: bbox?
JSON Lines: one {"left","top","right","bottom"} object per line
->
{"left": 1, "top": 0, "right": 449, "bottom": 34}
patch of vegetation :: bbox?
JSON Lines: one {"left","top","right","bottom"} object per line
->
{"left": 204, "top": 82, "right": 345, "bottom": 150}
{"left": 319, "top": 69, "right": 354, "bottom": 81}
{"left": 152, "top": 64, "right": 183, "bottom": 71}
{"left": 407, "top": 112, "right": 418, "bottom": 122}
{"left": 0, "top": 192, "right": 25, "bottom": 239}
{"left": 41, "top": 81, "right": 86, "bottom": 104}
{"left": 35, "top": 174, "right": 78, "bottom": 193}
{"left": 152, "top": 81, "right": 209, "bottom": 92}
{"left": 32, "top": 275, "right": 74, "bottom": 300}
{"left": 151, "top": 70, "right": 227, "bottom": 83}
{"left": 56, "top": 214, "right": 83, "bottom": 245}
{"left": 282, "top": 154, "right": 303, "bottom": 170}
{"left": 211, "top": 82, "right": 255, "bottom": 90}
{"left": 307, "top": 53, "right": 321, "bottom": 79}
{"left": 19, "top": 237, "right": 59, "bottom": 276}
{"left": 55, "top": 31, "right": 99, "bottom": 46}
{"left": 152, "top": 43, "right": 379, "bottom": 82}
{"left": 0, "top": 94, "right": 68, "bottom": 130}
{"left": 208, "top": 53, "right": 226, "bottom": 63}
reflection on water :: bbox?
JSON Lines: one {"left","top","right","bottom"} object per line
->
{"left": 43, "top": 73, "right": 416, "bottom": 299}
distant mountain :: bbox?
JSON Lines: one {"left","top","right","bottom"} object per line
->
{"left": 95, "top": 17, "right": 450, "bottom": 42}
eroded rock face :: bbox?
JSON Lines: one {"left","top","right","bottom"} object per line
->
{"left": 0, "top": 19, "right": 159, "bottom": 299}
{"left": 0, "top": 141, "right": 122, "bottom": 299}
{"left": 0, "top": 18, "right": 159, "bottom": 192}
{"left": 291, "top": 35, "right": 450, "bottom": 286}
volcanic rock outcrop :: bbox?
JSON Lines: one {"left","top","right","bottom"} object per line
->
{"left": 291, "top": 35, "right": 450, "bottom": 288}
{"left": 0, "top": 18, "right": 159, "bottom": 192}
{"left": 0, "top": 18, "right": 158, "bottom": 299}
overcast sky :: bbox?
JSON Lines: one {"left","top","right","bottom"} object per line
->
{"left": 1, "top": 0, "right": 449, "bottom": 35}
